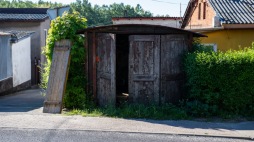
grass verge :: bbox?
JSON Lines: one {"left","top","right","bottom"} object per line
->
{"left": 64, "top": 103, "right": 192, "bottom": 120}
{"left": 63, "top": 103, "right": 254, "bottom": 122}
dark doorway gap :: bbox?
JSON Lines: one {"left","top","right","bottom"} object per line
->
{"left": 116, "top": 34, "right": 129, "bottom": 104}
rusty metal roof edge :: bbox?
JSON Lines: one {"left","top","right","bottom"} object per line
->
{"left": 76, "top": 24, "right": 207, "bottom": 37}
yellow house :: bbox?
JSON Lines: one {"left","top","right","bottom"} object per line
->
{"left": 181, "top": 0, "right": 254, "bottom": 51}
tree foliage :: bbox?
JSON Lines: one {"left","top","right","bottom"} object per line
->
{"left": 0, "top": 0, "right": 160, "bottom": 27}
{"left": 41, "top": 11, "right": 89, "bottom": 109}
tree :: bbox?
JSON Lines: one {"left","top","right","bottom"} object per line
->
{"left": 0, "top": 0, "right": 169, "bottom": 27}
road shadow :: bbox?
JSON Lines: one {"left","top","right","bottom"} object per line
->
{"left": 123, "top": 118, "right": 254, "bottom": 132}
{"left": 0, "top": 89, "right": 45, "bottom": 113}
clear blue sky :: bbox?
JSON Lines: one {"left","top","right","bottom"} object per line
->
{"left": 31, "top": 0, "right": 190, "bottom": 17}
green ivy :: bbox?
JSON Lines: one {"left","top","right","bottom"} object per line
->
{"left": 182, "top": 39, "right": 254, "bottom": 117}
{"left": 40, "top": 11, "right": 90, "bottom": 109}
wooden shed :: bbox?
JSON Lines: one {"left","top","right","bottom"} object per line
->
{"left": 76, "top": 24, "right": 207, "bottom": 106}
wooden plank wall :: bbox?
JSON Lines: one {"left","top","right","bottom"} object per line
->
{"left": 160, "top": 34, "right": 188, "bottom": 105}
{"left": 43, "top": 39, "right": 71, "bottom": 113}
{"left": 129, "top": 35, "right": 160, "bottom": 105}
{"left": 96, "top": 33, "right": 116, "bottom": 107}
{"left": 88, "top": 33, "right": 93, "bottom": 96}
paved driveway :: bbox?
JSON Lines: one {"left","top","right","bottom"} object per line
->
{"left": 0, "top": 89, "right": 45, "bottom": 113}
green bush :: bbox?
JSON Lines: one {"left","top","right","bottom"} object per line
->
{"left": 182, "top": 40, "right": 254, "bottom": 117}
{"left": 40, "top": 11, "right": 91, "bottom": 109}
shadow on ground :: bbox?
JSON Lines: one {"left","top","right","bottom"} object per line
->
{"left": 0, "top": 89, "right": 45, "bottom": 113}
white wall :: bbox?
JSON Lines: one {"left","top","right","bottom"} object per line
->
{"left": 113, "top": 19, "right": 182, "bottom": 28}
{"left": 11, "top": 37, "right": 31, "bottom": 87}
{"left": 0, "top": 35, "right": 12, "bottom": 80}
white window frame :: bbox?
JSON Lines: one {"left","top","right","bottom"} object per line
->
{"left": 44, "top": 29, "right": 48, "bottom": 46}
{"left": 201, "top": 43, "right": 217, "bottom": 52}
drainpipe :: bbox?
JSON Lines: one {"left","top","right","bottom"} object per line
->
{"left": 35, "top": 57, "right": 38, "bottom": 85}
{"left": 38, "top": 59, "right": 41, "bottom": 84}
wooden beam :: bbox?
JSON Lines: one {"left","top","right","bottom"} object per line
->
{"left": 84, "top": 32, "right": 88, "bottom": 95}
{"left": 43, "top": 39, "right": 71, "bottom": 114}
{"left": 92, "top": 32, "right": 96, "bottom": 99}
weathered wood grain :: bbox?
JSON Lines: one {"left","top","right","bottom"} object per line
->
{"left": 160, "top": 34, "right": 188, "bottom": 105}
{"left": 133, "top": 75, "right": 154, "bottom": 81}
{"left": 96, "top": 33, "right": 116, "bottom": 107}
{"left": 93, "top": 32, "right": 96, "bottom": 99}
{"left": 99, "top": 72, "right": 111, "bottom": 80}
{"left": 85, "top": 32, "right": 88, "bottom": 94}
{"left": 88, "top": 33, "right": 93, "bottom": 95}
{"left": 43, "top": 39, "right": 71, "bottom": 114}
{"left": 129, "top": 35, "right": 160, "bottom": 105}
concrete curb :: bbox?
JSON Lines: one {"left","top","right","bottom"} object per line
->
{"left": 1, "top": 126, "right": 253, "bottom": 140}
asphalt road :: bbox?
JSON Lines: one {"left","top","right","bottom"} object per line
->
{"left": 0, "top": 89, "right": 45, "bottom": 113}
{"left": 0, "top": 128, "right": 252, "bottom": 142}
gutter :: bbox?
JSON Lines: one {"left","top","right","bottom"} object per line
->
{"left": 0, "top": 18, "right": 49, "bottom": 22}
{"left": 10, "top": 32, "right": 35, "bottom": 43}
{"left": 186, "top": 27, "right": 224, "bottom": 33}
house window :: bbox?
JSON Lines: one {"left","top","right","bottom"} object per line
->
{"left": 202, "top": 43, "right": 217, "bottom": 52}
{"left": 44, "top": 29, "right": 48, "bottom": 46}
{"left": 203, "top": 2, "right": 206, "bottom": 19}
{"left": 198, "top": 3, "right": 201, "bottom": 20}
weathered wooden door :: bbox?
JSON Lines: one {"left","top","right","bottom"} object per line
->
{"left": 129, "top": 35, "right": 160, "bottom": 105}
{"left": 43, "top": 39, "right": 71, "bottom": 113}
{"left": 161, "top": 35, "right": 188, "bottom": 104}
{"left": 96, "top": 33, "right": 116, "bottom": 107}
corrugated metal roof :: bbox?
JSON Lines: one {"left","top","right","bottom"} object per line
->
{"left": 0, "top": 13, "right": 48, "bottom": 21}
{"left": 0, "top": 8, "right": 48, "bottom": 14}
{"left": 0, "top": 30, "right": 35, "bottom": 43}
{"left": 208, "top": 0, "right": 254, "bottom": 24}
{"left": 0, "top": 8, "right": 49, "bottom": 21}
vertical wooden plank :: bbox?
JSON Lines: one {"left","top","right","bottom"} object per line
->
{"left": 84, "top": 32, "right": 88, "bottom": 94}
{"left": 43, "top": 39, "right": 71, "bottom": 113}
{"left": 110, "top": 34, "right": 116, "bottom": 106}
{"left": 160, "top": 34, "right": 188, "bottom": 105}
{"left": 154, "top": 35, "right": 160, "bottom": 105}
{"left": 96, "top": 33, "right": 100, "bottom": 105}
{"left": 129, "top": 35, "right": 160, "bottom": 105}
{"left": 96, "top": 33, "right": 116, "bottom": 107}
{"left": 128, "top": 36, "right": 134, "bottom": 103}
{"left": 138, "top": 41, "right": 144, "bottom": 103}
{"left": 93, "top": 32, "right": 96, "bottom": 99}
{"left": 88, "top": 33, "right": 93, "bottom": 95}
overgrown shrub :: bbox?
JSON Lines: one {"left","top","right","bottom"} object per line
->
{"left": 182, "top": 39, "right": 254, "bottom": 117}
{"left": 40, "top": 11, "right": 90, "bottom": 109}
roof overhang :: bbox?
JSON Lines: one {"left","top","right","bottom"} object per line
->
{"left": 112, "top": 17, "right": 182, "bottom": 20}
{"left": 186, "top": 27, "right": 224, "bottom": 33}
{"left": 76, "top": 24, "right": 207, "bottom": 37}
{"left": 0, "top": 31, "right": 35, "bottom": 43}
{"left": 0, "top": 17, "right": 49, "bottom": 22}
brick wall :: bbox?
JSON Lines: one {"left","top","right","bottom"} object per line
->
{"left": 185, "top": 0, "right": 216, "bottom": 29}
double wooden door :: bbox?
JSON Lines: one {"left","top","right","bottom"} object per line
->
{"left": 96, "top": 34, "right": 187, "bottom": 106}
